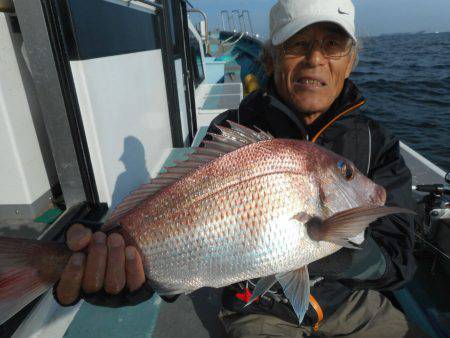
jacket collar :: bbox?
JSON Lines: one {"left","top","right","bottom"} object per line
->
{"left": 261, "top": 79, "right": 365, "bottom": 142}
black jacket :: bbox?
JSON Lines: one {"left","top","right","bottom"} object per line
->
{"left": 210, "top": 79, "right": 416, "bottom": 326}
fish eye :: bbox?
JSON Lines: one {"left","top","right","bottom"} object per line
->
{"left": 337, "top": 160, "right": 354, "bottom": 181}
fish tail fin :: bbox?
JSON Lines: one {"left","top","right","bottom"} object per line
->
{"left": 0, "top": 236, "right": 70, "bottom": 325}
{"left": 307, "top": 206, "right": 416, "bottom": 248}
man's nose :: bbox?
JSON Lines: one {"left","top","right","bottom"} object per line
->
{"left": 304, "top": 43, "right": 326, "bottom": 66}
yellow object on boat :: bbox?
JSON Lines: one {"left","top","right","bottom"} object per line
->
{"left": 244, "top": 73, "right": 260, "bottom": 96}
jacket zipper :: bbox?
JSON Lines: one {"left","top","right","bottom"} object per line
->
{"left": 311, "top": 100, "right": 366, "bottom": 143}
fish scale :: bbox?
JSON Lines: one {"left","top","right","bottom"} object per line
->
{"left": 1, "top": 122, "right": 411, "bottom": 326}
{"left": 120, "top": 140, "right": 332, "bottom": 293}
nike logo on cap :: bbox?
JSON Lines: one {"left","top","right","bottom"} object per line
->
{"left": 338, "top": 8, "right": 349, "bottom": 15}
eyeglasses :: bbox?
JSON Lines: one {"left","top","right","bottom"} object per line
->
{"left": 282, "top": 35, "right": 355, "bottom": 59}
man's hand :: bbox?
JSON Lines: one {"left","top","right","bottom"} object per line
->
{"left": 56, "top": 223, "right": 146, "bottom": 305}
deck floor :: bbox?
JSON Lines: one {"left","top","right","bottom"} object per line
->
{"left": 152, "top": 289, "right": 227, "bottom": 338}
{"left": 0, "top": 218, "right": 49, "bottom": 239}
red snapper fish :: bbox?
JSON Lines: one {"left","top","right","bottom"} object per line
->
{"left": 0, "top": 121, "right": 413, "bottom": 325}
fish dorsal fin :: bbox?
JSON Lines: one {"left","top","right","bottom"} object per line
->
{"left": 103, "top": 121, "right": 273, "bottom": 230}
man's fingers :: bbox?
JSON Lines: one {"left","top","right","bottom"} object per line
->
{"left": 104, "top": 233, "right": 126, "bottom": 295}
{"left": 66, "top": 223, "right": 92, "bottom": 251}
{"left": 56, "top": 253, "right": 86, "bottom": 305}
{"left": 125, "top": 246, "right": 146, "bottom": 292}
{"left": 82, "top": 232, "right": 107, "bottom": 294}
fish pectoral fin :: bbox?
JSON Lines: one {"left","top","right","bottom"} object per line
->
{"left": 307, "top": 206, "right": 416, "bottom": 249}
{"left": 244, "top": 275, "right": 277, "bottom": 307}
{"left": 276, "top": 266, "right": 310, "bottom": 325}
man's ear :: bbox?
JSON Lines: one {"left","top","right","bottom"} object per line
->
{"left": 261, "top": 42, "right": 275, "bottom": 76}
{"left": 345, "top": 49, "right": 357, "bottom": 79}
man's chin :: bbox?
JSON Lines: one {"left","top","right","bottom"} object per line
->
{"left": 289, "top": 97, "right": 328, "bottom": 115}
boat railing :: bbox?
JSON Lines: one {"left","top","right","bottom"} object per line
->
{"left": 188, "top": 8, "right": 210, "bottom": 54}
{"left": 220, "top": 10, "right": 232, "bottom": 32}
{"left": 220, "top": 9, "right": 257, "bottom": 38}
{"left": 238, "top": 12, "right": 246, "bottom": 33}
{"left": 231, "top": 10, "right": 241, "bottom": 32}
{"left": 242, "top": 10, "right": 254, "bottom": 36}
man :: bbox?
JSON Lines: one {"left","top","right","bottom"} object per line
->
{"left": 207, "top": 1, "right": 420, "bottom": 336}
{"left": 56, "top": 0, "right": 420, "bottom": 336}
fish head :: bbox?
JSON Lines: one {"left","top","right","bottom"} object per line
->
{"left": 307, "top": 144, "right": 386, "bottom": 214}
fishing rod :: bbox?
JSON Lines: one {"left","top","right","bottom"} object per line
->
{"left": 413, "top": 178, "right": 450, "bottom": 262}
{"left": 414, "top": 232, "right": 450, "bottom": 261}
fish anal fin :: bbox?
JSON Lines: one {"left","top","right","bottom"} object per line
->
{"left": 276, "top": 266, "right": 310, "bottom": 325}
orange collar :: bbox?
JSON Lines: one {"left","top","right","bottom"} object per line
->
{"left": 309, "top": 294, "right": 323, "bottom": 331}
{"left": 311, "top": 100, "right": 366, "bottom": 143}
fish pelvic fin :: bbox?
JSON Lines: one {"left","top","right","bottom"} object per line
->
{"left": 307, "top": 206, "right": 416, "bottom": 249}
{"left": 103, "top": 121, "right": 273, "bottom": 230}
{"left": 276, "top": 266, "right": 310, "bottom": 325}
{"left": 244, "top": 275, "right": 277, "bottom": 307}
{"left": 0, "top": 236, "right": 71, "bottom": 325}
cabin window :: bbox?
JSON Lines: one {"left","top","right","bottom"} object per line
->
{"left": 188, "top": 30, "right": 205, "bottom": 86}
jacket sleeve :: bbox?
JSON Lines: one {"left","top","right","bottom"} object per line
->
{"left": 342, "top": 123, "right": 416, "bottom": 291}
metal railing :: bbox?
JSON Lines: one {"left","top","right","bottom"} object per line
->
{"left": 242, "top": 10, "right": 254, "bottom": 36}
{"left": 220, "top": 9, "right": 256, "bottom": 37}
{"left": 220, "top": 10, "right": 232, "bottom": 32}
{"left": 188, "top": 8, "right": 210, "bottom": 54}
{"left": 231, "top": 10, "right": 241, "bottom": 32}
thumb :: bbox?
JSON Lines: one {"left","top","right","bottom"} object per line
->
{"left": 66, "top": 223, "right": 93, "bottom": 251}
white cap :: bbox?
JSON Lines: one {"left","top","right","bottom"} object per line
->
{"left": 270, "top": 0, "right": 356, "bottom": 46}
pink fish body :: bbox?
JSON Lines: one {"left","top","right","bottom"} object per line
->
{"left": 118, "top": 138, "right": 383, "bottom": 294}
{"left": 0, "top": 122, "right": 411, "bottom": 325}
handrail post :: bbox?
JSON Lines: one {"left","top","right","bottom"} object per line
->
{"left": 220, "top": 10, "right": 229, "bottom": 31}
{"left": 188, "top": 8, "right": 210, "bottom": 54}
{"left": 238, "top": 13, "right": 247, "bottom": 34}
{"left": 227, "top": 13, "right": 233, "bottom": 32}
{"left": 242, "top": 10, "right": 254, "bottom": 36}
{"left": 231, "top": 10, "right": 241, "bottom": 32}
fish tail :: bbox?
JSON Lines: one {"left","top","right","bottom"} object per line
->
{"left": 0, "top": 236, "right": 71, "bottom": 325}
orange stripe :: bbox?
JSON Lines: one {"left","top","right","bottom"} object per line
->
{"left": 309, "top": 294, "right": 324, "bottom": 332}
{"left": 311, "top": 100, "right": 366, "bottom": 143}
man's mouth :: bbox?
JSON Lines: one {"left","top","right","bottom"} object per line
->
{"left": 294, "top": 77, "right": 326, "bottom": 88}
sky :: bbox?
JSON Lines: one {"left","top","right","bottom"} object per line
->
{"left": 189, "top": 0, "right": 450, "bottom": 38}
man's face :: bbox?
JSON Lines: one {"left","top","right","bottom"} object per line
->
{"left": 272, "top": 23, "right": 355, "bottom": 117}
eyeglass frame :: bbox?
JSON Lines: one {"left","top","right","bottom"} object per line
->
{"left": 280, "top": 36, "right": 356, "bottom": 59}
